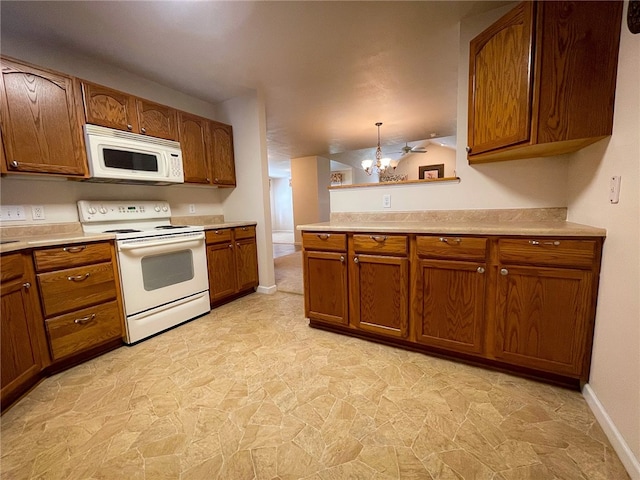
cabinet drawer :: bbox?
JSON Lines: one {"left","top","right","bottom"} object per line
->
{"left": 353, "top": 234, "right": 408, "bottom": 255}
{"left": 1, "top": 253, "right": 24, "bottom": 283}
{"left": 234, "top": 225, "right": 256, "bottom": 240}
{"left": 206, "top": 229, "right": 232, "bottom": 244}
{"left": 498, "top": 238, "right": 597, "bottom": 268}
{"left": 302, "top": 232, "right": 346, "bottom": 252}
{"left": 38, "top": 262, "right": 117, "bottom": 317}
{"left": 33, "top": 242, "right": 112, "bottom": 272}
{"left": 416, "top": 236, "right": 487, "bottom": 261}
{"left": 46, "top": 300, "right": 122, "bottom": 361}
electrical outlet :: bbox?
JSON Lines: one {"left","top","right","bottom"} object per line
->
{"left": 382, "top": 194, "right": 391, "bottom": 208}
{"left": 188, "top": 204, "right": 196, "bottom": 214}
{"left": 0, "top": 205, "right": 27, "bottom": 221}
{"left": 32, "top": 205, "right": 46, "bottom": 220}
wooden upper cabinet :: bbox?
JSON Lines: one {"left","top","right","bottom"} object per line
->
{"left": 210, "top": 121, "right": 236, "bottom": 187}
{"left": 0, "top": 57, "right": 88, "bottom": 176}
{"left": 135, "top": 98, "right": 177, "bottom": 140}
{"left": 81, "top": 81, "right": 138, "bottom": 132}
{"left": 467, "top": 1, "right": 623, "bottom": 163}
{"left": 178, "top": 112, "right": 210, "bottom": 184}
{"left": 81, "top": 82, "right": 177, "bottom": 140}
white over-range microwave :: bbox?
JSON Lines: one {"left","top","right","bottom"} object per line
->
{"left": 83, "top": 124, "right": 184, "bottom": 185}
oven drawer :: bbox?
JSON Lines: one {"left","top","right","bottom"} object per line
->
{"left": 235, "top": 225, "right": 256, "bottom": 240}
{"left": 38, "top": 262, "right": 117, "bottom": 317}
{"left": 206, "top": 228, "right": 232, "bottom": 244}
{"left": 45, "top": 300, "right": 122, "bottom": 361}
{"left": 33, "top": 242, "right": 112, "bottom": 272}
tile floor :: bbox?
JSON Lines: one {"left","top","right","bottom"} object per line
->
{"left": 0, "top": 292, "right": 630, "bottom": 479}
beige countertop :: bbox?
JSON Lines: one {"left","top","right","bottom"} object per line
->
{"left": 0, "top": 221, "right": 257, "bottom": 254}
{"left": 297, "top": 220, "right": 606, "bottom": 237}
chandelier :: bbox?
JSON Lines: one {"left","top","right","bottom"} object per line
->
{"left": 361, "top": 122, "right": 396, "bottom": 175}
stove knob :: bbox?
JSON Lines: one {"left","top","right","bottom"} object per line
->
{"left": 154, "top": 205, "right": 161, "bottom": 212}
{"left": 162, "top": 205, "right": 169, "bottom": 212}
{"left": 99, "top": 206, "right": 108, "bottom": 214}
{"left": 88, "top": 207, "right": 97, "bottom": 215}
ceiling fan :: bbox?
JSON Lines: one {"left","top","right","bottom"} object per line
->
{"left": 397, "top": 142, "right": 428, "bottom": 156}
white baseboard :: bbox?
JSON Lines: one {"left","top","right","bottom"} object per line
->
{"left": 583, "top": 384, "right": 640, "bottom": 479}
{"left": 256, "top": 284, "right": 277, "bottom": 295}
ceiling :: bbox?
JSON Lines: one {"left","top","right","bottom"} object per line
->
{"left": 1, "top": 1, "right": 510, "bottom": 178}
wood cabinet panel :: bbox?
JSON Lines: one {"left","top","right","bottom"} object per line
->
{"left": 81, "top": 81, "right": 138, "bottom": 132}
{"left": 498, "top": 238, "right": 596, "bottom": 269}
{"left": 136, "top": 98, "right": 177, "bottom": 140}
{"left": 33, "top": 242, "right": 112, "bottom": 272}
{"left": 38, "top": 262, "right": 117, "bottom": 317}
{"left": 236, "top": 237, "right": 259, "bottom": 291}
{"left": 302, "top": 232, "right": 347, "bottom": 252}
{"left": 495, "top": 265, "right": 593, "bottom": 376}
{"left": 46, "top": 300, "right": 122, "bottom": 361}
{"left": 304, "top": 251, "right": 348, "bottom": 326}
{"left": 353, "top": 234, "right": 408, "bottom": 255}
{"left": 178, "top": 112, "right": 210, "bottom": 184}
{"left": 210, "top": 122, "right": 236, "bottom": 186}
{"left": 350, "top": 254, "right": 409, "bottom": 338}
{"left": 415, "top": 259, "right": 486, "bottom": 354}
{"left": 1, "top": 252, "right": 25, "bottom": 282}
{"left": 0, "top": 57, "right": 87, "bottom": 176}
{"left": 206, "top": 229, "right": 233, "bottom": 244}
{"left": 207, "top": 242, "right": 237, "bottom": 302}
{"left": 235, "top": 225, "right": 256, "bottom": 240}
{"left": 416, "top": 236, "right": 487, "bottom": 261}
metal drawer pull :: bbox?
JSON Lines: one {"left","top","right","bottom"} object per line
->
{"left": 370, "top": 235, "right": 387, "bottom": 242}
{"left": 340, "top": 255, "right": 345, "bottom": 263}
{"left": 477, "top": 267, "right": 485, "bottom": 274}
{"left": 67, "top": 273, "right": 90, "bottom": 282}
{"left": 439, "top": 237, "right": 462, "bottom": 244}
{"left": 10, "top": 160, "right": 19, "bottom": 168}
{"left": 529, "top": 240, "right": 560, "bottom": 246}
{"left": 63, "top": 245, "right": 86, "bottom": 253}
{"left": 214, "top": 230, "right": 222, "bottom": 234}
{"left": 500, "top": 268, "right": 509, "bottom": 276}
{"left": 317, "top": 234, "right": 331, "bottom": 240}
{"left": 141, "top": 127, "right": 147, "bottom": 134}
{"left": 228, "top": 244, "right": 234, "bottom": 248}
{"left": 241, "top": 227, "right": 248, "bottom": 231}
{"left": 74, "top": 314, "right": 96, "bottom": 325}
{"left": 354, "top": 257, "right": 359, "bottom": 264}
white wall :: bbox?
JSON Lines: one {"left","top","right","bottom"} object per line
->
{"left": 291, "top": 156, "right": 331, "bottom": 243}
{"left": 216, "top": 91, "right": 275, "bottom": 293}
{"left": 270, "top": 177, "right": 294, "bottom": 231}
{"left": 391, "top": 144, "right": 456, "bottom": 180}
{"left": 566, "top": 8, "right": 640, "bottom": 475}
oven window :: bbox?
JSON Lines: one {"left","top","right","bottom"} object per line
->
{"left": 103, "top": 148, "right": 159, "bottom": 172}
{"left": 141, "top": 250, "right": 194, "bottom": 291}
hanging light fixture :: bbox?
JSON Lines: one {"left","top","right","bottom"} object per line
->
{"left": 362, "top": 122, "right": 392, "bottom": 175}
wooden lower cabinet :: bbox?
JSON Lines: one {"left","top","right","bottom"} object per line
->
{"left": 206, "top": 226, "right": 259, "bottom": 305}
{"left": 1, "top": 252, "right": 47, "bottom": 410}
{"left": 303, "top": 231, "right": 603, "bottom": 385}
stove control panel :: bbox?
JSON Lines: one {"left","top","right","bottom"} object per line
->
{"left": 78, "top": 200, "right": 172, "bottom": 223}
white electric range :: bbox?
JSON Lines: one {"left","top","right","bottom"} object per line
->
{"left": 78, "top": 200, "right": 210, "bottom": 344}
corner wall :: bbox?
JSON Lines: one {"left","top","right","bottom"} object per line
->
{"left": 291, "top": 156, "right": 331, "bottom": 244}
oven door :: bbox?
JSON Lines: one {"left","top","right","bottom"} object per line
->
{"left": 116, "top": 232, "right": 209, "bottom": 316}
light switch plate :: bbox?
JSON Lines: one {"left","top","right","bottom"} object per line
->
{"left": 382, "top": 194, "right": 391, "bottom": 208}
{"left": 0, "top": 205, "right": 27, "bottom": 221}
{"left": 609, "top": 176, "right": 621, "bottom": 204}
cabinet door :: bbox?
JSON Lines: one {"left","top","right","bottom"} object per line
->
{"left": 235, "top": 237, "right": 259, "bottom": 291}
{"left": 1, "top": 255, "right": 42, "bottom": 409}
{"left": 81, "top": 81, "right": 138, "bottom": 132}
{"left": 467, "top": 2, "right": 535, "bottom": 155}
{"left": 207, "top": 242, "right": 237, "bottom": 302}
{"left": 136, "top": 99, "right": 177, "bottom": 141}
{"left": 350, "top": 254, "right": 409, "bottom": 338}
{"left": 178, "top": 112, "right": 210, "bottom": 184}
{"left": 494, "top": 265, "right": 593, "bottom": 377}
{"left": 304, "top": 251, "right": 348, "bottom": 326}
{"left": 210, "top": 122, "right": 236, "bottom": 186}
{"left": 415, "top": 259, "right": 486, "bottom": 354}
{"left": 0, "top": 58, "right": 87, "bottom": 176}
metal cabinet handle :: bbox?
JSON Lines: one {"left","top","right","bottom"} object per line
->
{"left": 67, "top": 273, "right": 90, "bottom": 282}
{"left": 236, "top": 242, "right": 240, "bottom": 247}
{"left": 63, "top": 245, "right": 86, "bottom": 253}
{"left": 228, "top": 244, "right": 233, "bottom": 248}
{"left": 340, "top": 255, "right": 345, "bottom": 263}
{"left": 317, "top": 234, "right": 331, "bottom": 240}
{"left": 500, "top": 268, "right": 509, "bottom": 276}
{"left": 241, "top": 227, "right": 248, "bottom": 231}
{"left": 466, "top": 146, "right": 472, "bottom": 153}
{"left": 370, "top": 235, "right": 387, "bottom": 242}
{"left": 74, "top": 314, "right": 96, "bottom": 325}
{"left": 439, "top": 237, "right": 462, "bottom": 244}
{"left": 529, "top": 240, "right": 560, "bottom": 246}
{"left": 23, "top": 282, "right": 31, "bottom": 289}
{"left": 127, "top": 124, "right": 133, "bottom": 130}
{"left": 477, "top": 267, "right": 485, "bottom": 274}
{"left": 206, "top": 178, "right": 211, "bottom": 183}
{"left": 214, "top": 178, "right": 219, "bottom": 183}
{"left": 141, "top": 127, "right": 146, "bottom": 134}
{"left": 353, "top": 257, "right": 359, "bottom": 264}
{"left": 10, "top": 160, "right": 19, "bottom": 168}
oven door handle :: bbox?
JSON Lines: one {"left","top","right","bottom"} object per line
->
{"left": 118, "top": 235, "right": 204, "bottom": 254}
